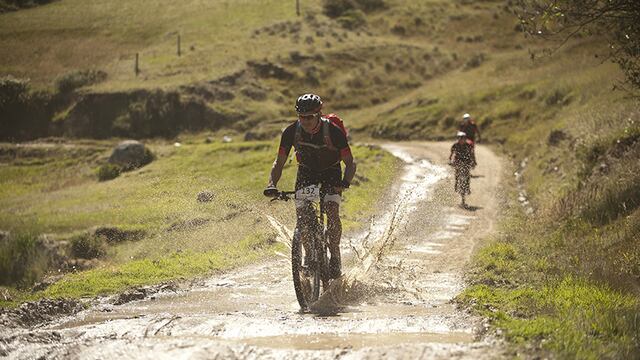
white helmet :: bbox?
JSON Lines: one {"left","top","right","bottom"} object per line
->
{"left": 462, "top": 113, "right": 471, "bottom": 120}
{"left": 456, "top": 131, "right": 467, "bottom": 138}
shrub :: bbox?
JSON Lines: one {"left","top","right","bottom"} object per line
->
{"left": 0, "top": 76, "right": 51, "bottom": 141}
{"left": 0, "top": 232, "right": 47, "bottom": 286}
{"left": 323, "top": 0, "right": 385, "bottom": 18}
{"left": 337, "top": 9, "right": 367, "bottom": 29}
{"left": 70, "top": 233, "right": 106, "bottom": 259}
{"left": 55, "top": 69, "right": 107, "bottom": 93}
{"left": 97, "top": 163, "right": 121, "bottom": 181}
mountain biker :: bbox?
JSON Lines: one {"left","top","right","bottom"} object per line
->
{"left": 264, "top": 93, "right": 356, "bottom": 279}
{"left": 459, "top": 113, "right": 481, "bottom": 144}
{"left": 449, "top": 131, "right": 475, "bottom": 206}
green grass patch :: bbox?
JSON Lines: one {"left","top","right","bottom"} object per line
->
{"left": 43, "top": 232, "right": 282, "bottom": 299}
{"left": 0, "top": 139, "right": 398, "bottom": 300}
{"left": 459, "top": 277, "right": 640, "bottom": 359}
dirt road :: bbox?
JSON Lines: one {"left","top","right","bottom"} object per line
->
{"left": 1, "top": 142, "right": 505, "bottom": 359}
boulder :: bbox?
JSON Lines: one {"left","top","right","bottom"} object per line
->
{"left": 108, "top": 140, "right": 153, "bottom": 170}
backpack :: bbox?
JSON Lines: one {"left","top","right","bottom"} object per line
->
{"left": 294, "top": 113, "right": 348, "bottom": 152}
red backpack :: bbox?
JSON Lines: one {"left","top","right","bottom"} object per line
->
{"left": 294, "top": 113, "right": 348, "bottom": 152}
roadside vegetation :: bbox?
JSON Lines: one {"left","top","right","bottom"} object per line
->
{"left": 0, "top": 139, "right": 398, "bottom": 306}
{"left": 0, "top": 0, "right": 638, "bottom": 357}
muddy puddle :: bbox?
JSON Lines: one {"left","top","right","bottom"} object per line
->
{"left": 1, "top": 143, "right": 505, "bottom": 359}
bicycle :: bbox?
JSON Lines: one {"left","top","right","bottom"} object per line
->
{"left": 268, "top": 185, "right": 330, "bottom": 310}
{"left": 450, "top": 161, "right": 472, "bottom": 207}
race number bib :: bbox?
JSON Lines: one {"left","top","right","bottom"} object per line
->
{"left": 295, "top": 185, "right": 320, "bottom": 202}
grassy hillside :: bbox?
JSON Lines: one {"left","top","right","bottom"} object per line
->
{"left": 1, "top": 0, "right": 639, "bottom": 357}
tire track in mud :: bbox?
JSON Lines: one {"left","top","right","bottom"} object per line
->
{"left": 1, "top": 142, "right": 505, "bottom": 359}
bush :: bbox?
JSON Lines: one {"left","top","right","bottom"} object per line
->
{"left": 0, "top": 232, "right": 46, "bottom": 286}
{"left": 323, "top": 0, "right": 385, "bottom": 18}
{"left": 0, "top": 76, "right": 51, "bottom": 141}
{"left": 55, "top": 69, "right": 107, "bottom": 93}
{"left": 70, "top": 233, "right": 106, "bottom": 259}
{"left": 337, "top": 9, "right": 367, "bottom": 29}
{"left": 97, "top": 163, "right": 121, "bottom": 181}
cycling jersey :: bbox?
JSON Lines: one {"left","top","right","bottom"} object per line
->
{"left": 279, "top": 120, "right": 351, "bottom": 172}
{"left": 459, "top": 122, "right": 479, "bottom": 142}
{"left": 451, "top": 142, "right": 474, "bottom": 166}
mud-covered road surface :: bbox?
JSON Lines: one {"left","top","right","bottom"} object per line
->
{"left": 1, "top": 142, "right": 505, "bottom": 359}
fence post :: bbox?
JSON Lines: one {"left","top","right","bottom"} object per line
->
{"left": 135, "top": 53, "right": 139, "bottom": 76}
{"left": 296, "top": 0, "right": 300, "bottom": 16}
{"left": 177, "top": 35, "right": 181, "bottom": 57}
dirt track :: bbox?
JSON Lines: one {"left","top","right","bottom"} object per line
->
{"left": 0, "top": 142, "right": 506, "bottom": 359}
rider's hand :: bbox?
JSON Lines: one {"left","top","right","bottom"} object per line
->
{"left": 263, "top": 186, "right": 278, "bottom": 197}
{"left": 334, "top": 180, "right": 350, "bottom": 193}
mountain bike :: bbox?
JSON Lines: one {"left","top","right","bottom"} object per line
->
{"left": 450, "top": 162, "right": 471, "bottom": 207}
{"left": 269, "top": 185, "right": 330, "bottom": 310}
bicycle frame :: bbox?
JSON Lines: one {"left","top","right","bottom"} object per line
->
{"left": 270, "top": 189, "right": 329, "bottom": 310}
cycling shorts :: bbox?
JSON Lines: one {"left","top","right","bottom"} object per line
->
{"left": 295, "top": 165, "right": 342, "bottom": 207}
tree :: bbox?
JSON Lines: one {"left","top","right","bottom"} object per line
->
{"left": 514, "top": 0, "right": 640, "bottom": 91}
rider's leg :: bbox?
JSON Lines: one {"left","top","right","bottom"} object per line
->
{"left": 324, "top": 199, "right": 342, "bottom": 279}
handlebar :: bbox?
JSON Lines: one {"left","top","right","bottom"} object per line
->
{"left": 267, "top": 190, "right": 296, "bottom": 202}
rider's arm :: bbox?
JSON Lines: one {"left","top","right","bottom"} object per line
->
{"left": 268, "top": 152, "right": 288, "bottom": 188}
{"left": 267, "top": 124, "right": 295, "bottom": 188}
{"left": 341, "top": 148, "right": 356, "bottom": 186}
{"left": 330, "top": 126, "right": 356, "bottom": 187}
{"left": 449, "top": 145, "right": 455, "bottom": 163}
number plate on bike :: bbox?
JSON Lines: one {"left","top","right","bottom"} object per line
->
{"left": 295, "top": 185, "right": 320, "bottom": 202}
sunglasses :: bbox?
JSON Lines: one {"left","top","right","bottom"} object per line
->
{"left": 298, "top": 112, "right": 319, "bottom": 120}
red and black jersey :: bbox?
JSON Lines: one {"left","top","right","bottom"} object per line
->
{"left": 459, "top": 121, "right": 479, "bottom": 142}
{"left": 279, "top": 120, "right": 351, "bottom": 172}
{"left": 451, "top": 141, "right": 474, "bottom": 166}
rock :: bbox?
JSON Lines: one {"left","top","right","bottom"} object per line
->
{"left": 204, "top": 137, "right": 214, "bottom": 144}
{"left": 196, "top": 191, "right": 215, "bottom": 203}
{"left": 108, "top": 140, "right": 153, "bottom": 171}
{"left": 0, "top": 299, "right": 84, "bottom": 328}
{"left": 116, "top": 287, "right": 153, "bottom": 305}
{"left": 222, "top": 136, "right": 232, "bottom": 143}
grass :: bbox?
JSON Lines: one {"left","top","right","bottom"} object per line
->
{"left": 455, "top": 101, "right": 640, "bottom": 357}
{"left": 0, "top": 137, "right": 399, "bottom": 305}
{"left": 42, "top": 232, "right": 281, "bottom": 299}
{"left": 459, "top": 278, "right": 640, "bottom": 359}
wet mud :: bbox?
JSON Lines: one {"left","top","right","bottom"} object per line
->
{"left": 0, "top": 142, "right": 506, "bottom": 359}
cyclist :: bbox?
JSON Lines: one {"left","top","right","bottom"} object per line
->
{"left": 449, "top": 131, "right": 475, "bottom": 207}
{"left": 459, "top": 113, "right": 481, "bottom": 144}
{"left": 264, "top": 94, "right": 356, "bottom": 279}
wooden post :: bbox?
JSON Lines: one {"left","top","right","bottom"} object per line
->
{"left": 296, "top": 0, "right": 300, "bottom": 16}
{"left": 177, "top": 35, "right": 181, "bottom": 57}
{"left": 135, "top": 53, "right": 139, "bottom": 76}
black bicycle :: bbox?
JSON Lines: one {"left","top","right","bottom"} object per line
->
{"left": 450, "top": 162, "right": 471, "bottom": 207}
{"left": 269, "top": 188, "right": 330, "bottom": 310}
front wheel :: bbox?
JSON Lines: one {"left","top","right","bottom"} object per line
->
{"left": 291, "top": 230, "right": 322, "bottom": 310}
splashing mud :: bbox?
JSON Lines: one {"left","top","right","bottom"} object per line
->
{"left": 1, "top": 142, "right": 505, "bottom": 359}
